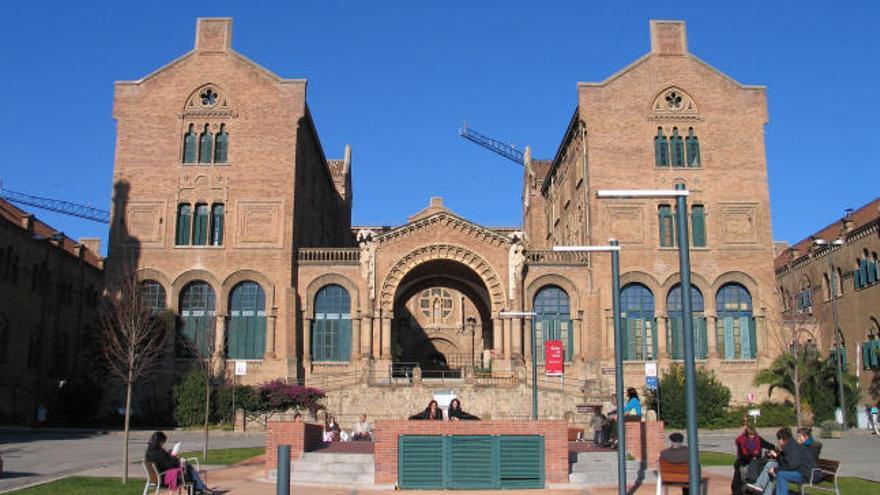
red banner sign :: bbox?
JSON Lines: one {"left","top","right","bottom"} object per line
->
{"left": 545, "top": 340, "right": 564, "bottom": 376}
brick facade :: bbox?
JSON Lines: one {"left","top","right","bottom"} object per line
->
{"left": 624, "top": 420, "right": 666, "bottom": 467}
{"left": 264, "top": 419, "right": 324, "bottom": 475}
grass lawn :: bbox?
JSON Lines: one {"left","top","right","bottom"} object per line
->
{"left": 178, "top": 446, "right": 264, "bottom": 465}
{"left": 6, "top": 477, "right": 146, "bottom": 494}
{"left": 699, "top": 450, "right": 736, "bottom": 465}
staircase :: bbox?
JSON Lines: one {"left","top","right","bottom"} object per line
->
{"left": 291, "top": 452, "right": 377, "bottom": 488}
{"left": 568, "top": 451, "right": 655, "bottom": 487}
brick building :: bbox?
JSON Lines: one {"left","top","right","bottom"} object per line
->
{"left": 108, "top": 18, "right": 780, "bottom": 420}
{"left": 0, "top": 199, "right": 103, "bottom": 423}
{"left": 774, "top": 198, "right": 880, "bottom": 401}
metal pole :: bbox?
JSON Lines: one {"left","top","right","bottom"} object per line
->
{"left": 531, "top": 316, "right": 539, "bottom": 420}
{"left": 674, "top": 183, "right": 700, "bottom": 495}
{"left": 610, "top": 239, "right": 626, "bottom": 495}
{"left": 276, "top": 444, "right": 291, "bottom": 495}
{"left": 829, "top": 248, "right": 847, "bottom": 429}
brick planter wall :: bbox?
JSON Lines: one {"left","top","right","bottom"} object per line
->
{"left": 624, "top": 420, "right": 665, "bottom": 467}
{"left": 373, "top": 419, "right": 569, "bottom": 485}
{"left": 264, "top": 420, "right": 324, "bottom": 475}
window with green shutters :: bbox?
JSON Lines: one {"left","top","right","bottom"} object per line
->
{"left": 666, "top": 284, "right": 707, "bottom": 359}
{"left": 198, "top": 124, "right": 213, "bottom": 163}
{"left": 671, "top": 127, "right": 684, "bottom": 167}
{"left": 182, "top": 124, "right": 198, "bottom": 163}
{"left": 228, "top": 281, "right": 266, "bottom": 360}
{"left": 214, "top": 124, "right": 229, "bottom": 163}
{"left": 715, "top": 283, "right": 756, "bottom": 359}
{"left": 210, "top": 204, "right": 224, "bottom": 246}
{"left": 862, "top": 338, "right": 880, "bottom": 370}
{"left": 533, "top": 286, "right": 573, "bottom": 362}
{"left": 621, "top": 283, "right": 656, "bottom": 360}
{"left": 655, "top": 128, "right": 669, "bottom": 166}
{"left": 686, "top": 127, "right": 701, "bottom": 167}
{"left": 691, "top": 205, "right": 706, "bottom": 247}
{"left": 177, "top": 281, "right": 216, "bottom": 357}
{"left": 658, "top": 205, "right": 675, "bottom": 247}
{"left": 175, "top": 204, "right": 191, "bottom": 245}
{"left": 312, "top": 284, "right": 352, "bottom": 361}
{"left": 192, "top": 203, "right": 209, "bottom": 246}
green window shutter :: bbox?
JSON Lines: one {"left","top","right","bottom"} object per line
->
{"left": 863, "top": 342, "right": 872, "bottom": 371}
{"left": 624, "top": 318, "right": 638, "bottom": 360}
{"left": 696, "top": 316, "right": 708, "bottom": 359}
{"left": 871, "top": 341, "right": 880, "bottom": 369}
{"left": 739, "top": 316, "right": 754, "bottom": 359}
{"left": 868, "top": 260, "right": 878, "bottom": 284}
{"left": 686, "top": 128, "right": 701, "bottom": 167}
{"left": 399, "top": 436, "right": 446, "bottom": 489}
{"left": 192, "top": 204, "right": 209, "bottom": 245}
{"left": 448, "top": 436, "right": 496, "bottom": 489}
{"left": 655, "top": 129, "right": 669, "bottom": 166}
{"left": 176, "top": 204, "right": 191, "bottom": 245}
{"left": 199, "top": 125, "right": 213, "bottom": 163}
{"left": 668, "top": 317, "right": 682, "bottom": 359}
{"left": 214, "top": 124, "right": 228, "bottom": 163}
{"left": 691, "top": 205, "right": 706, "bottom": 247}
{"left": 649, "top": 318, "right": 658, "bottom": 360}
{"left": 658, "top": 206, "right": 674, "bottom": 247}
{"left": 211, "top": 204, "right": 224, "bottom": 246}
{"left": 561, "top": 320, "right": 573, "bottom": 361}
{"left": 183, "top": 125, "right": 198, "bottom": 163}
{"left": 534, "top": 320, "right": 546, "bottom": 363}
{"left": 723, "top": 317, "right": 735, "bottom": 360}
{"left": 671, "top": 128, "right": 684, "bottom": 167}
{"left": 499, "top": 436, "right": 544, "bottom": 489}
{"left": 338, "top": 318, "right": 352, "bottom": 361}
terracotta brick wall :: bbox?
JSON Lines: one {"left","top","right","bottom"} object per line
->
{"left": 373, "top": 419, "right": 569, "bottom": 485}
{"left": 624, "top": 420, "right": 666, "bottom": 467}
{"left": 264, "top": 420, "right": 323, "bottom": 474}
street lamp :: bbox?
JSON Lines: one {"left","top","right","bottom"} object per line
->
{"left": 552, "top": 242, "right": 623, "bottom": 495}
{"left": 813, "top": 237, "right": 847, "bottom": 429}
{"left": 597, "top": 184, "right": 700, "bottom": 495}
{"left": 499, "top": 310, "right": 538, "bottom": 419}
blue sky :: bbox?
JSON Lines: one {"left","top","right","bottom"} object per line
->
{"left": 1, "top": 1, "right": 877, "bottom": 254}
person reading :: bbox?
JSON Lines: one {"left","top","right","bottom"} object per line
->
{"left": 145, "top": 431, "right": 210, "bottom": 494}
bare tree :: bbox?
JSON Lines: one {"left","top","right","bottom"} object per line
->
{"left": 100, "top": 268, "right": 168, "bottom": 483}
{"left": 179, "top": 314, "right": 218, "bottom": 461}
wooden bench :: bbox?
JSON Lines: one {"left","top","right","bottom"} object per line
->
{"left": 657, "top": 459, "right": 708, "bottom": 495}
{"left": 798, "top": 458, "right": 840, "bottom": 495}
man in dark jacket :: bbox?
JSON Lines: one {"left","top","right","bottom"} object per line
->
{"left": 660, "top": 432, "right": 689, "bottom": 495}
{"left": 770, "top": 427, "right": 815, "bottom": 495}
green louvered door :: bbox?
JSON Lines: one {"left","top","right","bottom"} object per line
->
{"left": 499, "top": 435, "right": 544, "bottom": 488}
{"left": 398, "top": 435, "right": 544, "bottom": 490}
{"left": 448, "top": 436, "right": 495, "bottom": 489}
{"left": 399, "top": 436, "right": 446, "bottom": 489}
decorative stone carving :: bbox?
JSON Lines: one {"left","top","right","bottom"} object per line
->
{"left": 648, "top": 86, "right": 701, "bottom": 121}
{"left": 235, "top": 200, "right": 283, "bottom": 247}
{"left": 357, "top": 229, "right": 377, "bottom": 300}
{"left": 507, "top": 231, "right": 527, "bottom": 301}
{"left": 124, "top": 201, "right": 165, "bottom": 245}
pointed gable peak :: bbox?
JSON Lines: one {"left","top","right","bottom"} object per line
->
{"left": 408, "top": 197, "right": 451, "bottom": 223}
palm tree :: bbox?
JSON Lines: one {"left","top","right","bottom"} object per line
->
{"left": 754, "top": 344, "right": 820, "bottom": 428}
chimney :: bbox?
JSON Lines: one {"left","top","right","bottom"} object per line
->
{"left": 195, "top": 18, "right": 233, "bottom": 52}
{"left": 79, "top": 237, "right": 101, "bottom": 256}
{"left": 650, "top": 20, "right": 688, "bottom": 56}
{"left": 21, "top": 214, "right": 33, "bottom": 232}
{"left": 841, "top": 208, "right": 855, "bottom": 234}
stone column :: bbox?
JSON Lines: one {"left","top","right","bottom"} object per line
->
{"left": 572, "top": 314, "right": 583, "bottom": 362}
{"left": 361, "top": 316, "right": 373, "bottom": 358}
{"left": 381, "top": 317, "right": 392, "bottom": 359}
{"left": 523, "top": 317, "right": 533, "bottom": 360}
{"left": 754, "top": 313, "right": 766, "bottom": 360}
{"left": 503, "top": 317, "right": 512, "bottom": 359}
{"left": 303, "top": 316, "right": 313, "bottom": 370}
{"left": 512, "top": 317, "right": 523, "bottom": 358}
{"left": 264, "top": 311, "right": 277, "bottom": 359}
{"left": 372, "top": 315, "right": 381, "bottom": 358}
{"left": 656, "top": 316, "right": 668, "bottom": 358}
{"left": 705, "top": 314, "right": 718, "bottom": 358}
{"left": 351, "top": 316, "right": 361, "bottom": 361}
{"left": 492, "top": 317, "right": 503, "bottom": 356}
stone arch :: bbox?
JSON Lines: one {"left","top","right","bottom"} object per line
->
{"left": 524, "top": 273, "right": 580, "bottom": 316}
{"left": 222, "top": 269, "right": 276, "bottom": 311}
{"left": 620, "top": 270, "right": 662, "bottom": 301}
{"left": 712, "top": 271, "right": 761, "bottom": 307}
{"left": 137, "top": 267, "right": 172, "bottom": 291}
{"left": 171, "top": 269, "right": 221, "bottom": 313}
{"left": 650, "top": 86, "right": 700, "bottom": 116}
{"left": 304, "top": 273, "right": 360, "bottom": 316}
{"left": 379, "top": 244, "right": 505, "bottom": 314}
{"left": 659, "top": 272, "right": 712, "bottom": 314}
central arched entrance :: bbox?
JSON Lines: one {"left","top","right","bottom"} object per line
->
{"left": 391, "top": 259, "right": 495, "bottom": 377}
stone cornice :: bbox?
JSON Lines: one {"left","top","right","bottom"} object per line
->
{"left": 374, "top": 212, "right": 511, "bottom": 247}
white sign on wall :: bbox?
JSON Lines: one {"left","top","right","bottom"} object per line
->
{"left": 644, "top": 362, "right": 658, "bottom": 378}
{"left": 234, "top": 361, "right": 248, "bottom": 376}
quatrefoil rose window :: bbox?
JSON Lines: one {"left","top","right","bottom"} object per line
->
{"left": 199, "top": 88, "right": 219, "bottom": 107}
{"left": 665, "top": 90, "right": 683, "bottom": 110}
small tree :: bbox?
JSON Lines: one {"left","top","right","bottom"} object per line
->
{"left": 100, "top": 268, "right": 168, "bottom": 483}
{"left": 647, "top": 364, "right": 731, "bottom": 428}
{"left": 178, "top": 315, "right": 217, "bottom": 460}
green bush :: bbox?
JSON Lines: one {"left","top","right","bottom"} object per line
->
{"left": 213, "top": 383, "right": 263, "bottom": 422}
{"left": 172, "top": 368, "right": 209, "bottom": 427}
{"left": 709, "top": 401, "right": 797, "bottom": 429}
{"left": 647, "top": 364, "right": 731, "bottom": 429}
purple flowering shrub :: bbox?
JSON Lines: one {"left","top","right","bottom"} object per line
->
{"left": 258, "top": 379, "right": 326, "bottom": 415}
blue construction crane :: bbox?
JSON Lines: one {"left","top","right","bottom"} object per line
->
{"left": 0, "top": 182, "right": 110, "bottom": 224}
{"left": 458, "top": 123, "right": 524, "bottom": 166}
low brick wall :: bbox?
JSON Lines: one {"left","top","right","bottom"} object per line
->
{"left": 624, "top": 420, "right": 665, "bottom": 467}
{"left": 373, "top": 419, "right": 569, "bottom": 485}
{"left": 264, "top": 420, "right": 324, "bottom": 475}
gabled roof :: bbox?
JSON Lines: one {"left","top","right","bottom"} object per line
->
{"left": 374, "top": 197, "right": 513, "bottom": 245}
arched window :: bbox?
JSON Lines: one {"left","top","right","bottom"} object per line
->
{"left": 141, "top": 280, "right": 167, "bottom": 312}
{"left": 198, "top": 124, "right": 213, "bottom": 163}
{"left": 178, "top": 281, "right": 216, "bottom": 357}
{"left": 192, "top": 203, "right": 209, "bottom": 246}
{"left": 822, "top": 273, "right": 831, "bottom": 301}
{"left": 797, "top": 277, "right": 812, "bottom": 312}
{"left": 533, "top": 286, "right": 573, "bottom": 362}
{"left": 182, "top": 124, "right": 198, "bottom": 163}
{"left": 176, "top": 204, "right": 192, "bottom": 246}
{"left": 621, "top": 283, "right": 656, "bottom": 360}
{"left": 228, "top": 281, "right": 266, "bottom": 360}
{"left": 685, "top": 127, "right": 701, "bottom": 167}
{"left": 671, "top": 127, "right": 684, "bottom": 167}
{"left": 654, "top": 128, "right": 669, "bottom": 166}
{"left": 716, "top": 283, "right": 756, "bottom": 359}
{"left": 213, "top": 124, "right": 228, "bottom": 163}
{"left": 667, "top": 285, "right": 707, "bottom": 359}
{"left": 312, "top": 285, "right": 352, "bottom": 361}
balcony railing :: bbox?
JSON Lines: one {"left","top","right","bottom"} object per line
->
{"left": 525, "top": 250, "right": 589, "bottom": 265}
{"left": 298, "top": 247, "right": 360, "bottom": 264}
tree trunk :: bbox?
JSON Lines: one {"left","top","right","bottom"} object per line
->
{"left": 122, "top": 375, "right": 133, "bottom": 484}
{"left": 203, "top": 370, "right": 210, "bottom": 460}
{"left": 794, "top": 364, "right": 802, "bottom": 430}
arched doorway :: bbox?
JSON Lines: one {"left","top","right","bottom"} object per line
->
{"left": 391, "top": 259, "right": 495, "bottom": 376}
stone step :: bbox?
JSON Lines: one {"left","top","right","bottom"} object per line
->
{"left": 570, "top": 460, "right": 642, "bottom": 472}
{"left": 291, "top": 471, "right": 375, "bottom": 485}
{"left": 292, "top": 461, "right": 374, "bottom": 475}
{"left": 574, "top": 451, "right": 619, "bottom": 462}
{"left": 299, "top": 452, "right": 375, "bottom": 464}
